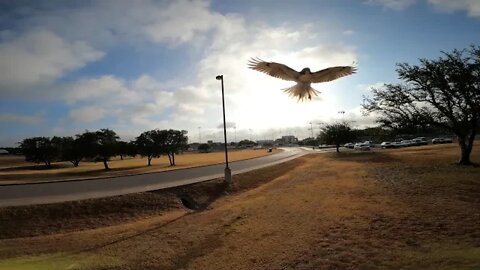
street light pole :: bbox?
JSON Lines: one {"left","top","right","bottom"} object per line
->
{"left": 216, "top": 75, "right": 232, "bottom": 186}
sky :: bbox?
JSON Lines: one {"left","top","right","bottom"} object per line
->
{"left": 0, "top": 0, "right": 479, "bottom": 146}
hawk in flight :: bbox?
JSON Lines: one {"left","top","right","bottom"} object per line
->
{"left": 248, "top": 58, "right": 357, "bottom": 101}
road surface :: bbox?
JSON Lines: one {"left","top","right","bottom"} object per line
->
{"left": 0, "top": 147, "right": 331, "bottom": 207}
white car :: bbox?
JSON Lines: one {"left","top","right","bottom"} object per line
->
{"left": 401, "top": 140, "right": 413, "bottom": 147}
{"left": 364, "top": 141, "right": 375, "bottom": 147}
{"left": 344, "top": 143, "right": 355, "bottom": 149}
{"left": 413, "top": 137, "right": 428, "bottom": 145}
{"left": 354, "top": 142, "right": 370, "bottom": 151}
{"left": 380, "top": 142, "right": 394, "bottom": 148}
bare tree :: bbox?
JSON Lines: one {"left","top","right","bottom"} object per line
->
{"left": 364, "top": 46, "right": 480, "bottom": 165}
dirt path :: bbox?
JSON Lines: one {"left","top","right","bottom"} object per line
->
{"left": 1, "top": 145, "right": 479, "bottom": 269}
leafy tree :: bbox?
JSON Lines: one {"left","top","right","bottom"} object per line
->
{"left": 354, "top": 127, "right": 393, "bottom": 143}
{"left": 95, "top": 129, "right": 119, "bottom": 170}
{"left": 117, "top": 141, "right": 136, "bottom": 160}
{"left": 135, "top": 130, "right": 161, "bottom": 166}
{"left": 75, "top": 131, "right": 98, "bottom": 161}
{"left": 163, "top": 129, "right": 188, "bottom": 166}
{"left": 237, "top": 139, "right": 256, "bottom": 147}
{"left": 59, "top": 136, "right": 84, "bottom": 167}
{"left": 19, "top": 137, "right": 61, "bottom": 168}
{"left": 299, "top": 137, "right": 318, "bottom": 147}
{"left": 318, "top": 122, "right": 356, "bottom": 152}
{"left": 125, "top": 141, "right": 138, "bottom": 158}
{"left": 197, "top": 143, "right": 211, "bottom": 153}
{"left": 363, "top": 46, "right": 480, "bottom": 165}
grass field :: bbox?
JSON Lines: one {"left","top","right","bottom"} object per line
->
{"left": 0, "top": 144, "right": 479, "bottom": 269}
{"left": 0, "top": 149, "right": 279, "bottom": 184}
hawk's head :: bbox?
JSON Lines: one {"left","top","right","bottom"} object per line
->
{"left": 300, "top": 67, "right": 311, "bottom": 74}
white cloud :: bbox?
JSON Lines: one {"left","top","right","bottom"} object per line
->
{"left": 366, "top": 0, "right": 480, "bottom": 16}
{"left": 68, "top": 106, "right": 107, "bottom": 123}
{"left": 0, "top": 113, "right": 44, "bottom": 125}
{"left": 2, "top": 0, "right": 361, "bottom": 143}
{"left": 64, "top": 75, "right": 135, "bottom": 104}
{"left": 0, "top": 29, "right": 104, "bottom": 91}
{"left": 143, "top": 0, "right": 220, "bottom": 45}
{"left": 357, "top": 82, "right": 387, "bottom": 93}
{"left": 343, "top": 106, "right": 379, "bottom": 128}
{"left": 365, "top": 0, "right": 417, "bottom": 10}
{"left": 62, "top": 73, "right": 178, "bottom": 128}
{"left": 19, "top": 0, "right": 224, "bottom": 48}
{"left": 427, "top": 0, "right": 480, "bottom": 17}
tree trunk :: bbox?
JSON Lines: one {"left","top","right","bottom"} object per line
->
{"left": 336, "top": 144, "right": 340, "bottom": 153}
{"left": 103, "top": 158, "right": 110, "bottom": 170}
{"left": 120, "top": 155, "right": 123, "bottom": 160}
{"left": 458, "top": 136, "right": 473, "bottom": 165}
{"left": 71, "top": 160, "right": 80, "bottom": 167}
{"left": 148, "top": 156, "right": 152, "bottom": 166}
{"left": 44, "top": 160, "right": 51, "bottom": 168}
{"left": 172, "top": 153, "right": 175, "bottom": 166}
{"left": 167, "top": 154, "right": 173, "bottom": 166}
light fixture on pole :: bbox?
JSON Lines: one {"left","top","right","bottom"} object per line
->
{"left": 216, "top": 75, "right": 232, "bottom": 186}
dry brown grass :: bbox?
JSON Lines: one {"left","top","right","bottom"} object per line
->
{"left": 0, "top": 144, "right": 479, "bottom": 270}
{"left": 0, "top": 149, "right": 279, "bottom": 184}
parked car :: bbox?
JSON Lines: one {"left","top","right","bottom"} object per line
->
{"left": 344, "top": 143, "right": 354, "bottom": 149}
{"left": 364, "top": 141, "right": 375, "bottom": 148}
{"left": 354, "top": 142, "right": 370, "bottom": 151}
{"left": 411, "top": 137, "right": 428, "bottom": 145}
{"left": 401, "top": 140, "right": 413, "bottom": 147}
{"left": 380, "top": 142, "right": 394, "bottom": 149}
{"left": 392, "top": 141, "right": 403, "bottom": 148}
{"left": 432, "top": 138, "right": 453, "bottom": 144}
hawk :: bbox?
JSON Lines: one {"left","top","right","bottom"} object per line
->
{"left": 248, "top": 58, "right": 357, "bottom": 101}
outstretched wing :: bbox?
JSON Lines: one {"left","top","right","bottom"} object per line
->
{"left": 248, "top": 58, "right": 299, "bottom": 82}
{"left": 310, "top": 66, "right": 357, "bottom": 83}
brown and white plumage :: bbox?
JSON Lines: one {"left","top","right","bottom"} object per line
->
{"left": 248, "top": 57, "right": 357, "bottom": 101}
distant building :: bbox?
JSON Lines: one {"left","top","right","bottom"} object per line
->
{"left": 281, "top": 135, "right": 298, "bottom": 144}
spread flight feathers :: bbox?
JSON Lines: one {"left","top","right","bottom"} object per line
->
{"left": 248, "top": 58, "right": 357, "bottom": 101}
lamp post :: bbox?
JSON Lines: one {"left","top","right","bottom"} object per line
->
{"left": 216, "top": 75, "right": 232, "bottom": 186}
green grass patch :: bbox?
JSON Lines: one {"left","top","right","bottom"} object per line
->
{"left": 0, "top": 252, "right": 123, "bottom": 270}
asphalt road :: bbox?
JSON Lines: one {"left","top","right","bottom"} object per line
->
{"left": 0, "top": 147, "right": 328, "bottom": 207}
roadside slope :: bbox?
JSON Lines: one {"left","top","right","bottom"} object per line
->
{"left": 1, "top": 145, "right": 479, "bottom": 270}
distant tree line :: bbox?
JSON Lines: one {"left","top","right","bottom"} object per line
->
{"left": 19, "top": 128, "right": 188, "bottom": 169}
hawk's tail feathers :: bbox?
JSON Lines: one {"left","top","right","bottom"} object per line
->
{"left": 282, "top": 84, "right": 320, "bottom": 102}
